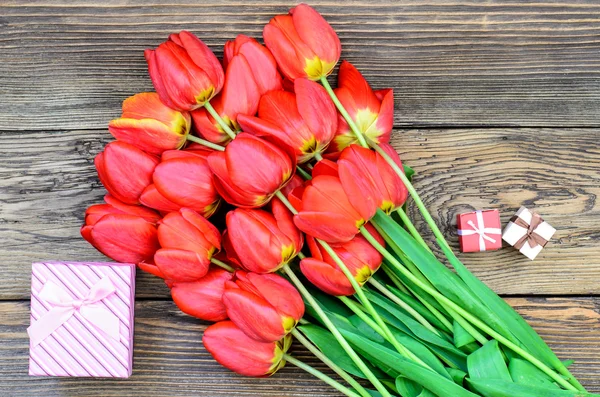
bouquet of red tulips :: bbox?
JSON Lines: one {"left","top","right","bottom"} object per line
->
{"left": 82, "top": 4, "right": 596, "bottom": 397}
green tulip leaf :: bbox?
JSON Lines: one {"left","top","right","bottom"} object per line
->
{"left": 467, "top": 340, "right": 512, "bottom": 382}
{"left": 454, "top": 320, "right": 476, "bottom": 349}
{"left": 467, "top": 378, "right": 599, "bottom": 397}
{"left": 509, "top": 358, "right": 560, "bottom": 389}
{"left": 447, "top": 368, "right": 467, "bottom": 386}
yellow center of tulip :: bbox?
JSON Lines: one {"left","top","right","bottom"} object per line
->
{"left": 304, "top": 56, "right": 337, "bottom": 81}
{"left": 281, "top": 316, "right": 297, "bottom": 333}
{"left": 172, "top": 113, "right": 191, "bottom": 149}
{"left": 194, "top": 86, "right": 215, "bottom": 107}
{"left": 355, "top": 218, "right": 366, "bottom": 229}
{"left": 219, "top": 115, "right": 241, "bottom": 133}
{"left": 204, "top": 199, "right": 222, "bottom": 218}
{"left": 380, "top": 200, "right": 395, "bottom": 215}
{"left": 354, "top": 265, "right": 373, "bottom": 286}
{"left": 269, "top": 334, "right": 293, "bottom": 375}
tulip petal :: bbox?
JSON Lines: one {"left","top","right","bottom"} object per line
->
{"left": 208, "top": 151, "right": 261, "bottom": 207}
{"left": 263, "top": 16, "right": 308, "bottom": 81}
{"left": 294, "top": 78, "right": 337, "bottom": 147}
{"left": 171, "top": 268, "right": 233, "bottom": 321}
{"left": 246, "top": 273, "right": 304, "bottom": 321}
{"left": 223, "top": 288, "right": 284, "bottom": 342}
{"left": 219, "top": 54, "right": 260, "bottom": 126}
{"left": 145, "top": 49, "right": 177, "bottom": 110}
{"left": 294, "top": 211, "right": 358, "bottom": 243}
{"left": 177, "top": 31, "right": 224, "bottom": 94}
{"left": 137, "top": 260, "right": 166, "bottom": 279}
{"left": 337, "top": 61, "right": 380, "bottom": 114}
{"left": 157, "top": 210, "right": 217, "bottom": 255}
{"left": 90, "top": 214, "right": 159, "bottom": 263}
{"left": 109, "top": 117, "right": 187, "bottom": 155}
{"left": 271, "top": 198, "right": 304, "bottom": 254}
{"left": 374, "top": 89, "right": 394, "bottom": 144}
{"left": 236, "top": 38, "right": 283, "bottom": 94}
{"left": 291, "top": 4, "right": 341, "bottom": 66}
{"left": 203, "top": 321, "right": 282, "bottom": 377}
{"left": 180, "top": 207, "right": 221, "bottom": 251}
{"left": 300, "top": 258, "right": 354, "bottom": 296}
{"left": 154, "top": 248, "right": 210, "bottom": 282}
{"left": 191, "top": 107, "right": 230, "bottom": 144}
{"left": 139, "top": 184, "right": 182, "bottom": 213}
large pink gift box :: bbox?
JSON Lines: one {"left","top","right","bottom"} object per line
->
{"left": 28, "top": 261, "right": 135, "bottom": 378}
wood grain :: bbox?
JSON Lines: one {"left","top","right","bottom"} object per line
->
{"left": 1, "top": 128, "right": 598, "bottom": 299}
{"left": 1, "top": 0, "right": 600, "bottom": 130}
{"left": 1, "top": 298, "right": 598, "bottom": 396}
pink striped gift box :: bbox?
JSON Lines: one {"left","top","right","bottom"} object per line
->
{"left": 28, "top": 261, "right": 135, "bottom": 378}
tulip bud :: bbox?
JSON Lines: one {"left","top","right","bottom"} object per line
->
{"left": 293, "top": 173, "right": 372, "bottom": 243}
{"left": 300, "top": 225, "right": 384, "bottom": 296}
{"left": 237, "top": 78, "right": 337, "bottom": 163}
{"left": 263, "top": 4, "right": 341, "bottom": 81}
{"left": 225, "top": 199, "right": 302, "bottom": 273}
{"left": 192, "top": 35, "right": 283, "bottom": 144}
{"left": 207, "top": 133, "right": 296, "bottom": 208}
{"left": 139, "top": 184, "right": 182, "bottom": 213}
{"left": 145, "top": 31, "right": 224, "bottom": 111}
{"left": 152, "top": 150, "right": 221, "bottom": 217}
{"left": 223, "top": 271, "right": 304, "bottom": 342}
{"left": 108, "top": 92, "right": 191, "bottom": 155}
{"left": 154, "top": 208, "right": 221, "bottom": 282}
{"left": 94, "top": 141, "right": 159, "bottom": 205}
{"left": 326, "top": 61, "right": 393, "bottom": 158}
{"left": 170, "top": 268, "right": 233, "bottom": 321}
{"left": 338, "top": 144, "right": 408, "bottom": 215}
{"left": 203, "top": 321, "right": 291, "bottom": 377}
{"left": 81, "top": 197, "right": 160, "bottom": 263}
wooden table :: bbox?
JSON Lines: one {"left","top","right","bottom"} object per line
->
{"left": 1, "top": 1, "right": 599, "bottom": 395}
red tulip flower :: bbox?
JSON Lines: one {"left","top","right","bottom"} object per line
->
{"left": 108, "top": 92, "right": 191, "bottom": 155}
{"left": 192, "top": 35, "right": 282, "bottom": 144}
{"left": 95, "top": 141, "right": 159, "bottom": 205}
{"left": 223, "top": 271, "right": 304, "bottom": 342}
{"left": 145, "top": 31, "right": 224, "bottom": 111}
{"left": 338, "top": 144, "right": 408, "bottom": 215}
{"left": 294, "top": 173, "right": 372, "bottom": 243}
{"left": 139, "top": 184, "right": 182, "bottom": 213}
{"left": 81, "top": 197, "right": 160, "bottom": 264}
{"left": 300, "top": 225, "right": 384, "bottom": 296}
{"left": 153, "top": 208, "right": 221, "bottom": 282}
{"left": 225, "top": 199, "right": 303, "bottom": 273}
{"left": 170, "top": 268, "right": 233, "bottom": 321}
{"left": 208, "top": 133, "right": 296, "bottom": 208}
{"left": 203, "top": 321, "right": 291, "bottom": 377}
{"left": 152, "top": 150, "right": 221, "bottom": 217}
{"left": 326, "top": 61, "right": 393, "bottom": 157}
{"left": 237, "top": 78, "right": 337, "bottom": 163}
{"left": 263, "top": 4, "right": 341, "bottom": 81}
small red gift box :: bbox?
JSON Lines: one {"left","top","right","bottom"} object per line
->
{"left": 456, "top": 209, "right": 502, "bottom": 252}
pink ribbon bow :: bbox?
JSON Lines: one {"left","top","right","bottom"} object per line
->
{"left": 28, "top": 277, "right": 121, "bottom": 347}
{"left": 457, "top": 210, "right": 502, "bottom": 251}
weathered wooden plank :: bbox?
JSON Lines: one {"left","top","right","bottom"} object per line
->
{"left": 1, "top": 128, "right": 599, "bottom": 299}
{"left": 1, "top": 0, "right": 600, "bottom": 130}
{"left": 0, "top": 298, "right": 599, "bottom": 395}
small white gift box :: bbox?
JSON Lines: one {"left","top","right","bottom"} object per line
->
{"left": 502, "top": 207, "right": 556, "bottom": 260}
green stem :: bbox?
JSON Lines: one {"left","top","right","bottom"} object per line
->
{"left": 368, "top": 278, "right": 441, "bottom": 337}
{"left": 186, "top": 135, "right": 225, "bottom": 151}
{"left": 372, "top": 221, "right": 488, "bottom": 345}
{"left": 320, "top": 76, "right": 368, "bottom": 148}
{"left": 283, "top": 354, "right": 362, "bottom": 397}
{"left": 292, "top": 329, "right": 372, "bottom": 397}
{"left": 317, "top": 239, "right": 431, "bottom": 370}
{"left": 281, "top": 265, "right": 392, "bottom": 397}
{"left": 275, "top": 191, "right": 298, "bottom": 214}
{"left": 396, "top": 208, "right": 432, "bottom": 254}
{"left": 296, "top": 165, "right": 313, "bottom": 181}
{"left": 204, "top": 101, "right": 237, "bottom": 140}
{"left": 359, "top": 227, "right": 579, "bottom": 392}
{"left": 210, "top": 257, "right": 235, "bottom": 272}
{"left": 314, "top": 151, "right": 324, "bottom": 161}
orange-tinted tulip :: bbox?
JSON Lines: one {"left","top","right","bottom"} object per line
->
{"left": 108, "top": 92, "right": 191, "bottom": 155}
{"left": 81, "top": 209, "right": 159, "bottom": 264}
{"left": 207, "top": 133, "right": 296, "bottom": 208}
{"left": 300, "top": 225, "right": 384, "bottom": 296}
{"left": 338, "top": 144, "right": 408, "bottom": 215}
{"left": 203, "top": 321, "right": 291, "bottom": 377}
{"left": 192, "top": 35, "right": 283, "bottom": 144}
{"left": 326, "top": 61, "right": 393, "bottom": 157}
{"left": 94, "top": 141, "right": 159, "bottom": 205}
{"left": 225, "top": 199, "right": 302, "bottom": 273}
{"left": 170, "top": 268, "right": 233, "bottom": 321}
{"left": 263, "top": 4, "right": 341, "bottom": 81}
{"left": 152, "top": 150, "right": 221, "bottom": 217}
{"left": 145, "top": 31, "right": 224, "bottom": 111}
{"left": 237, "top": 78, "right": 336, "bottom": 163}
{"left": 294, "top": 173, "right": 371, "bottom": 243}
{"left": 83, "top": 194, "right": 161, "bottom": 226}
{"left": 154, "top": 208, "right": 221, "bottom": 282}
{"left": 223, "top": 271, "right": 304, "bottom": 342}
